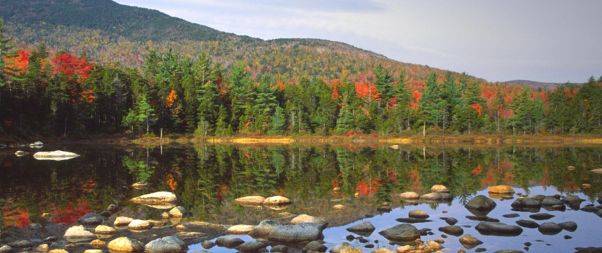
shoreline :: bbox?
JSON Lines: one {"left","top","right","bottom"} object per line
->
{"left": 130, "top": 134, "right": 602, "bottom": 147}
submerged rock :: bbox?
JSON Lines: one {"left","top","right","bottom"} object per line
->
{"left": 144, "top": 236, "right": 186, "bottom": 253}
{"left": 408, "top": 210, "right": 429, "bottom": 219}
{"left": 303, "top": 240, "right": 326, "bottom": 252}
{"left": 440, "top": 217, "right": 458, "bottom": 225}
{"left": 33, "top": 150, "right": 79, "bottom": 161}
{"left": 541, "top": 196, "right": 563, "bottom": 206}
{"left": 439, "top": 225, "right": 464, "bottom": 236}
{"left": 529, "top": 213, "right": 554, "bottom": 220}
{"left": 108, "top": 237, "right": 144, "bottom": 252}
{"left": 516, "top": 220, "right": 539, "bottom": 228}
{"left": 466, "top": 195, "right": 497, "bottom": 216}
{"left": 395, "top": 217, "right": 432, "bottom": 223}
{"left": 235, "top": 196, "right": 265, "bottom": 205}
{"left": 379, "top": 224, "right": 420, "bottom": 242}
{"left": 559, "top": 221, "right": 577, "bottom": 232}
{"left": 130, "top": 191, "right": 177, "bottom": 205}
{"left": 420, "top": 192, "right": 452, "bottom": 201}
{"left": 251, "top": 220, "right": 325, "bottom": 243}
{"left": 237, "top": 239, "right": 269, "bottom": 252}
{"left": 475, "top": 221, "right": 522, "bottom": 236}
{"left": 346, "top": 222, "right": 375, "bottom": 234}
{"left": 538, "top": 222, "right": 562, "bottom": 235}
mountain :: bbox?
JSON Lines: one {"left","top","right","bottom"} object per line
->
{"left": 0, "top": 0, "right": 476, "bottom": 84}
{"left": 502, "top": 80, "right": 562, "bottom": 89}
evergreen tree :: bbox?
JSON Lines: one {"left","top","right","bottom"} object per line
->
{"left": 374, "top": 65, "right": 394, "bottom": 106}
{"left": 215, "top": 105, "right": 232, "bottom": 136}
{"left": 123, "top": 93, "right": 156, "bottom": 134}
{"left": 270, "top": 106, "right": 286, "bottom": 134}
{"left": 335, "top": 97, "right": 354, "bottom": 134}
{"left": 0, "top": 19, "right": 12, "bottom": 88}
{"left": 419, "top": 72, "right": 443, "bottom": 134}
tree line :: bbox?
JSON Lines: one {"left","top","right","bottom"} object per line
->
{"left": 1, "top": 21, "right": 601, "bottom": 137}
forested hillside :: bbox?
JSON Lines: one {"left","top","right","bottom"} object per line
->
{"left": 0, "top": 1, "right": 601, "bottom": 138}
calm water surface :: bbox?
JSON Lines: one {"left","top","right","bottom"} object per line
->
{"left": 1, "top": 144, "right": 601, "bottom": 252}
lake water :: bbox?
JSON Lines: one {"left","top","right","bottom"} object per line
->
{"left": 1, "top": 144, "right": 601, "bottom": 252}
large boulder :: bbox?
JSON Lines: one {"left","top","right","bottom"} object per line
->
{"left": 475, "top": 222, "right": 523, "bottom": 236}
{"left": 346, "top": 222, "right": 375, "bottom": 235}
{"left": 378, "top": 224, "right": 420, "bottom": 242}
{"left": 144, "top": 236, "right": 186, "bottom": 253}
{"left": 511, "top": 197, "right": 541, "bottom": 209}
{"left": 559, "top": 221, "right": 577, "bottom": 232}
{"left": 235, "top": 196, "right": 265, "bottom": 205}
{"left": 466, "top": 195, "right": 497, "bottom": 216}
{"left": 107, "top": 237, "right": 143, "bottom": 252}
{"left": 130, "top": 192, "right": 177, "bottom": 205}
{"left": 64, "top": 225, "right": 95, "bottom": 242}
{"left": 538, "top": 222, "right": 562, "bottom": 235}
{"left": 250, "top": 220, "right": 324, "bottom": 243}
{"left": 215, "top": 236, "right": 244, "bottom": 248}
{"left": 516, "top": 219, "right": 539, "bottom": 228}
{"left": 128, "top": 219, "right": 151, "bottom": 230}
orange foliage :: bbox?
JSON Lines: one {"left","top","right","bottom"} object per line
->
{"left": 2, "top": 205, "right": 30, "bottom": 228}
{"left": 166, "top": 89, "right": 177, "bottom": 108}
{"left": 50, "top": 200, "right": 91, "bottom": 224}
{"left": 51, "top": 53, "right": 93, "bottom": 82}
{"left": 354, "top": 77, "right": 380, "bottom": 101}
{"left": 81, "top": 89, "right": 96, "bottom": 104}
{"left": 471, "top": 103, "right": 483, "bottom": 116}
{"left": 410, "top": 90, "right": 422, "bottom": 110}
{"left": 3, "top": 50, "right": 30, "bottom": 76}
{"left": 166, "top": 174, "right": 177, "bottom": 191}
{"left": 471, "top": 164, "right": 483, "bottom": 176}
{"left": 356, "top": 179, "right": 381, "bottom": 196}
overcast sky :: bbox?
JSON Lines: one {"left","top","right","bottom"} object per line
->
{"left": 115, "top": 0, "right": 601, "bottom": 83}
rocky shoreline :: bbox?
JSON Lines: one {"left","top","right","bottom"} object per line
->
{"left": 1, "top": 184, "right": 602, "bottom": 253}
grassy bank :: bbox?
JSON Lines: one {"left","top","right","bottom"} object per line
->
{"left": 130, "top": 134, "right": 602, "bottom": 147}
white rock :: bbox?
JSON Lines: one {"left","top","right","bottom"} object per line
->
{"left": 226, "top": 224, "right": 255, "bottom": 234}
{"left": 130, "top": 191, "right": 177, "bottom": 204}
{"left": 33, "top": 150, "right": 79, "bottom": 161}
{"left": 114, "top": 216, "right": 133, "bottom": 226}
{"left": 94, "top": 225, "right": 116, "bottom": 235}
{"left": 128, "top": 219, "right": 151, "bottom": 230}
{"left": 64, "top": 225, "right": 95, "bottom": 242}
{"left": 108, "top": 237, "right": 143, "bottom": 252}
{"left": 235, "top": 196, "right": 265, "bottom": 205}
{"left": 290, "top": 214, "right": 325, "bottom": 224}
{"left": 399, "top": 192, "right": 420, "bottom": 199}
{"left": 263, "top": 196, "right": 291, "bottom": 205}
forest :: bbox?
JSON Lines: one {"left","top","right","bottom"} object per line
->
{"left": 1, "top": 20, "right": 601, "bottom": 138}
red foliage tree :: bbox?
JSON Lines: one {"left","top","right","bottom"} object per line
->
{"left": 51, "top": 53, "right": 93, "bottom": 82}
{"left": 354, "top": 80, "right": 380, "bottom": 101}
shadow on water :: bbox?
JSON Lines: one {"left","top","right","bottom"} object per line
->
{"left": 0, "top": 144, "right": 601, "bottom": 252}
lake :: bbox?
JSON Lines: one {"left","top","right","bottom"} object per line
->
{"left": 1, "top": 144, "right": 601, "bottom": 252}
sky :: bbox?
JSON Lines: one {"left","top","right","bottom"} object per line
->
{"left": 114, "top": 0, "right": 602, "bottom": 83}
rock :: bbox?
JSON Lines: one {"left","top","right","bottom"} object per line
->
{"left": 333, "top": 204, "right": 345, "bottom": 210}
{"left": 303, "top": 240, "right": 326, "bottom": 252}
{"left": 33, "top": 150, "right": 79, "bottom": 161}
{"left": 420, "top": 192, "right": 452, "bottom": 200}
{"left": 431, "top": 184, "right": 449, "bottom": 193}
{"left": 201, "top": 240, "right": 215, "bottom": 249}
{"left": 251, "top": 220, "right": 325, "bottom": 243}
{"left": 408, "top": 210, "right": 429, "bottom": 219}
{"left": 332, "top": 243, "right": 361, "bottom": 253}
{"left": 291, "top": 214, "right": 325, "bottom": 224}
{"left": 511, "top": 197, "right": 542, "bottom": 209}
{"left": 559, "top": 221, "right": 577, "bottom": 232}
{"left": 440, "top": 217, "right": 458, "bottom": 225}
{"left": 538, "top": 222, "right": 562, "bottom": 235}
{"left": 35, "top": 244, "right": 49, "bottom": 252}
{"left": 389, "top": 145, "right": 399, "bottom": 150}
{"left": 516, "top": 220, "right": 539, "bottom": 228}
{"left": 64, "top": 225, "right": 95, "bottom": 242}
{"left": 503, "top": 213, "right": 520, "bottom": 218}
{"left": 466, "top": 215, "right": 500, "bottom": 222}
{"left": 8, "top": 240, "right": 32, "bottom": 248}
{"left": 48, "top": 250, "right": 68, "bottom": 253}
{"left": 226, "top": 224, "right": 255, "bottom": 234}
{"left": 108, "top": 237, "right": 144, "bottom": 252}
{"left": 235, "top": 196, "right": 265, "bottom": 205}
{"left": 78, "top": 212, "right": 105, "bottom": 226}
{"left": 396, "top": 245, "right": 412, "bottom": 253}
{"left": 114, "top": 216, "right": 133, "bottom": 226}
{"left": 395, "top": 217, "right": 432, "bottom": 223}
{"left": 263, "top": 196, "right": 291, "bottom": 205}
{"left": 168, "top": 206, "right": 185, "bottom": 218}
{"left": 84, "top": 250, "right": 104, "bottom": 253}
{"left": 271, "top": 245, "right": 289, "bottom": 253}
{"left": 347, "top": 222, "right": 375, "bottom": 234}
{"left": 106, "top": 203, "right": 118, "bottom": 213}
{"left": 590, "top": 168, "right": 602, "bottom": 174}
{"left": 30, "top": 141, "right": 44, "bottom": 148}
{"left": 372, "top": 248, "right": 394, "bottom": 253}
{"left": 131, "top": 182, "right": 147, "bottom": 189}
{"left": 466, "top": 195, "right": 497, "bottom": 216}
{"left": 379, "top": 224, "right": 420, "bottom": 242}
{"left": 130, "top": 191, "right": 177, "bottom": 204}
{"left": 161, "top": 212, "right": 170, "bottom": 219}
{"left": 128, "top": 219, "right": 151, "bottom": 230}
{"left": 475, "top": 221, "right": 523, "bottom": 236}
{"left": 215, "top": 236, "right": 244, "bottom": 248}
{"left": 529, "top": 213, "right": 554, "bottom": 220}
{"left": 237, "top": 239, "right": 269, "bottom": 252}
{"left": 399, "top": 192, "right": 419, "bottom": 199}
{"left": 90, "top": 239, "right": 106, "bottom": 248}
{"left": 564, "top": 195, "right": 584, "bottom": 209}
{"left": 459, "top": 235, "right": 482, "bottom": 248}
{"left": 94, "top": 225, "right": 116, "bottom": 235}
{"left": 438, "top": 225, "right": 464, "bottom": 236}
{"left": 541, "top": 196, "right": 562, "bottom": 206}
{"left": 487, "top": 185, "right": 514, "bottom": 194}
{"left": 144, "top": 236, "right": 186, "bottom": 253}
{"left": 14, "top": 150, "right": 28, "bottom": 157}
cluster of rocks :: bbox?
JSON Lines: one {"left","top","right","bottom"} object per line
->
{"left": 399, "top": 184, "right": 452, "bottom": 203}
{"left": 234, "top": 195, "right": 292, "bottom": 206}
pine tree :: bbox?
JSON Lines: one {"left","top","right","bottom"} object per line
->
{"left": 419, "top": 72, "right": 443, "bottom": 134}
{"left": 335, "top": 97, "right": 354, "bottom": 134}
{"left": 0, "top": 19, "right": 12, "bottom": 88}
{"left": 253, "top": 75, "right": 278, "bottom": 133}
{"left": 215, "top": 105, "right": 232, "bottom": 136}
{"left": 270, "top": 106, "right": 286, "bottom": 134}
{"left": 374, "top": 65, "right": 394, "bottom": 106}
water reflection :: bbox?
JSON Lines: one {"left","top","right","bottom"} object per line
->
{"left": 0, "top": 145, "right": 600, "bottom": 233}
